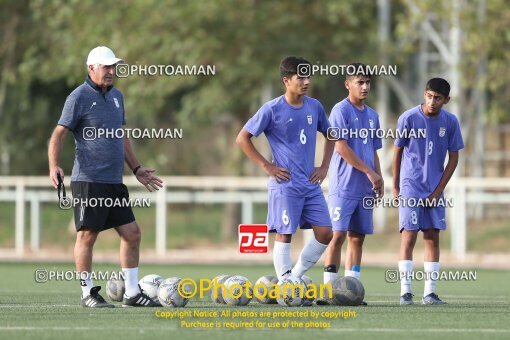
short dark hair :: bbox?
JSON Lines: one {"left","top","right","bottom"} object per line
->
{"left": 346, "top": 62, "right": 372, "bottom": 80}
{"left": 280, "top": 56, "right": 310, "bottom": 79}
{"left": 426, "top": 78, "right": 450, "bottom": 97}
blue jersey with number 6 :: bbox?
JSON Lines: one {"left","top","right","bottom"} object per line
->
{"left": 243, "top": 95, "right": 330, "bottom": 197}
{"left": 395, "top": 105, "right": 464, "bottom": 199}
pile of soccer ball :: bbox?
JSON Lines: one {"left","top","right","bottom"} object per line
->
{"left": 106, "top": 273, "right": 364, "bottom": 307}
{"left": 209, "top": 274, "right": 364, "bottom": 307}
{"left": 106, "top": 274, "right": 191, "bottom": 307}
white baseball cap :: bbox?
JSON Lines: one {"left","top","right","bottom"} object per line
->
{"left": 86, "top": 46, "right": 124, "bottom": 66}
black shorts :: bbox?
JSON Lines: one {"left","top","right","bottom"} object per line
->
{"left": 71, "top": 181, "right": 136, "bottom": 232}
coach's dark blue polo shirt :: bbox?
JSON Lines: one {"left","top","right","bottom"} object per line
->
{"left": 58, "top": 76, "right": 126, "bottom": 184}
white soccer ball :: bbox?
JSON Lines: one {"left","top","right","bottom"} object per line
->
{"left": 139, "top": 274, "right": 163, "bottom": 302}
{"left": 210, "top": 274, "right": 232, "bottom": 304}
{"left": 254, "top": 275, "right": 278, "bottom": 304}
{"left": 223, "top": 275, "right": 253, "bottom": 306}
{"left": 159, "top": 277, "right": 181, "bottom": 290}
{"left": 300, "top": 275, "right": 314, "bottom": 306}
{"left": 157, "top": 278, "right": 192, "bottom": 307}
{"left": 276, "top": 276, "right": 307, "bottom": 307}
{"left": 106, "top": 276, "right": 125, "bottom": 302}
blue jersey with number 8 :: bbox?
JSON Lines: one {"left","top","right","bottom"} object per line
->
{"left": 395, "top": 105, "right": 464, "bottom": 199}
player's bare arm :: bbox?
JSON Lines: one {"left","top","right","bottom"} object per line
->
{"left": 48, "top": 125, "right": 69, "bottom": 188}
{"left": 336, "top": 139, "right": 382, "bottom": 193}
{"left": 236, "top": 128, "right": 290, "bottom": 183}
{"left": 310, "top": 136, "right": 334, "bottom": 184}
{"left": 373, "top": 150, "right": 384, "bottom": 197}
{"left": 427, "top": 150, "right": 459, "bottom": 203}
{"left": 392, "top": 145, "right": 404, "bottom": 198}
{"left": 123, "top": 135, "right": 163, "bottom": 192}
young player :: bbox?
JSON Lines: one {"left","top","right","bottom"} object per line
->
{"left": 393, "top": 78, "right": 464, "bottom": 305}
{"left": 321, "top": 63, "right": 383, "bottom": 305}
{"left": 236, "top": 56, "right": 334, "bottom": 281}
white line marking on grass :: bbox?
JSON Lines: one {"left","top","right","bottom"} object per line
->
{"left": 1, "top": 327, "right": 509, "bottom": 334}
{"left": 0, "top": 326, "right": 178, "bottom": 331}
{"left": 369, "top": 293, "right": 509, "bottom": 299}
{"left": 326, "top": 328, "right": 510, "bottom": 333}
{"left": 0, "top": 305, "right": 77, "bottom": 308}
{"left": 442, "top": 295, "right": 510, "bottom": 299}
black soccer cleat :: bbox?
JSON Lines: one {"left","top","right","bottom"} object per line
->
{"left": 315, "top": 286, "right": 334, "bottom": 305}
{"left": 400, "top": 292, "right": 414, "bottom": 305}
{"left": 315, "top": 298, "right": 333, "bottom": 306}
{"left": 422, "top": 293, "right": 446, "bottom": 305}
{"left": 122, "top": 286, "right": 159, "bottom": 307}
{"left": 81, "top": 286, "right": 115, "bottom": 308}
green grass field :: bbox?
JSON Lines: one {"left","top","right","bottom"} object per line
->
{"left": 1, "top": 263, "right": 509, "bottom": 340}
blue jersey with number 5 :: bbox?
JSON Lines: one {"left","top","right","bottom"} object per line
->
{"left": 328, "top": 99, "right": 382, "bottom": 199}
{"left": 244, "top": 95, "right": 330, "bottom": 196}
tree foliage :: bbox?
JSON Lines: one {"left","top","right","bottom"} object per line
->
{"left": 0, "top": 0, "right": 508, "bottom": 176}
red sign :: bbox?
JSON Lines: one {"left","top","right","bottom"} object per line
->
{"left": 238, "top": 224, "right": 268, "bottom": 254}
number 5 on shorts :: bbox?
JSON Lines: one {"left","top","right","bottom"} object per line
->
{"left": 330, "top": 207, "right": 341, "bottom": 222}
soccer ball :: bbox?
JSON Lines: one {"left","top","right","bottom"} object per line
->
{"left": 157, "top": 277, "right": 192, "bottom": 307}
{"left": 139, "top": 274, "right": 163, "bottom": 302}
{"left": 276, "top": 276, "right": 307, "bottom": 307}
{"left": 106, "top": 276, "right": 125, "bottom": 302}
{"left": 223, "top": 275, "right": 253, "bottom": 306}
{"left": 300, "top": 275, "right": 314, "bottom": 306}
{"left": 254, "top": 275, "right": 278, "bottom": 304}
{"left": 331, "top": 276, "right": 365, "bottom": 306}
{"left": 159, "top": 277, "right": 180, "bottom": 290}
{"left": 210, "top": 274, "right": 232, "bottom": 304}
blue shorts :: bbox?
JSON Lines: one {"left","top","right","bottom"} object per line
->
{"left": 327, "top": 194, "right": 373, "bottom": 235}
{"left": 399, "top": 205, "right": 446, "bottom": 232}
{"left": 267, "top": 188, "right": 332, "bottom": 234}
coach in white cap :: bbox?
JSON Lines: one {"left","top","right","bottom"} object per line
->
{"left": 85, "top": 46, "right": 124, "bottom": 92}
{"left": 86, "top": 46, "right": 124, "bottom": 66}
{"left": 48, "top": 46, "right": 163, "bottom": 308}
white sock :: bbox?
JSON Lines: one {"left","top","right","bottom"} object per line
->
{"left": 344, "top": 269, "right": 361, "bottom": 280}
{"left": 398, "top": 260, "right": 413, "bottom": 295}
{"left": 292, "top": 238, "right": 328, "bottom": 278}
{"left": 324, "top": 271, "right": 338, "bottom": 284}
{"left": 273, "top": 241, "right": 292, "bottom": 280}
{"left": 424, "top": 262, "right": 440, "bottom": 297}
{"left": 79, "top": 272, "right": 94, "bottom": 298}
{"left": 122, "top": 267, "right": 141, "bottom": 297}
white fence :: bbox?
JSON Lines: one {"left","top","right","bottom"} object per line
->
{"left": 1, "top": 176, "right": 509, "bottom": 259}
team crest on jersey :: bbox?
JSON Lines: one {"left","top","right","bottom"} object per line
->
{"left": 307, "top": 115, "right": 313, "bottom": 125}
{"left": 369, "top": 119, "right": 374, "bottom": 128}
{"left": 439, "top": 127, "right": 446, "bottom": 137}
{"left": 113, "top": 98, "right": 120, "bottom": 108}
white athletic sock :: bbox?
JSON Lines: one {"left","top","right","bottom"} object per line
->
{"left": 273, "top": 241, "right": 292, "bottom": 280}
{"left": 324, "top": 271, "right": 338, "bottom": 284}
{"left": 79, "top": 271, "right": 94, "bottom": 298}
{"left": 122, "top": 267, "right": 141, "bottom": 297}
{"left": 292, "top": 238, "right": 328, "bottom": 278}
{"left": 423, "top": 262, "right": 440, "bottom": 297}
{"left": 398, "top": 260, "right": 413, "bottom": 295}
{"left": 344, "top": 269, "right": 361, "bottom": 280}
